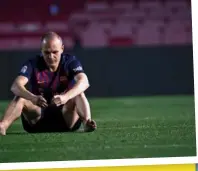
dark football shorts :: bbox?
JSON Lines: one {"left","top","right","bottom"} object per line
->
{"left": 21, "top": 105, "right": 82, "bottom": 133}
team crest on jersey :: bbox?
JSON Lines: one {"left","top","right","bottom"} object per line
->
{"left": 60, "top": 76, "right": 67, "bottom": 81}
{"left": 36, "top": 73, "right": 46, "bottom": 84}
{"left": 21, "top": 66, "right": 27, "bottom": 73}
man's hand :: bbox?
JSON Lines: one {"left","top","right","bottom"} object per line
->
{"left": 31, "top": 95, "right": 48, "bottom": 108}
{"left": 51, "top": 95, "right": 68, "bottom": 106}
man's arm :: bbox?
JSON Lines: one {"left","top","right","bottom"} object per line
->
{"left": 11, "top": 76, "right": 36, "bottom": 102}
{"left": 11, "top": 61, "right": 36, "bottom": 101}
{"left": 51, "top": 56, "right": 90, "bottom": 106}
{"left": 62, "top": 57, "right": 90, "bottom": 101}
{"left": 11, "top": 61, "right": 47, "bottom": 107}
{"left": 62, "top": 72, "right": 89, "bottom": 102}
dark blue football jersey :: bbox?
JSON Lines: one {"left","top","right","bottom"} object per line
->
{"left": 18, "top": 54, "right": 84, "bottom": 103}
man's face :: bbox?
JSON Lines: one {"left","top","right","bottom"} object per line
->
{"left": 41, "top": 38, "right": 64, "bottom": 69}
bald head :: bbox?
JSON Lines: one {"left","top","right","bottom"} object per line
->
{"left": 41, "top": 32, "right": 63, "bottom": 46}
{"left": 41, "top": 32, "right": 64, "bottom": 71}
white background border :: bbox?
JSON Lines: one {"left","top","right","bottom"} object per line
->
{"left": 192, "top": 0, "right": 198, "bottom": 160}
{"left": 0, "top": 0, "right": 198, "bottom": 170}
{"left": 0, "top": 157, "right": 197, "bottom": 170}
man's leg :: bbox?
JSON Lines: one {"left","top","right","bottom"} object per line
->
{"left": 75, "top": 93, "right": 96, "bottom": 131}
{"left": 0, "top": 96, "right": 42, "bottom": 135}
{"left": 61, "top": 92, "right": 96, "bottom": 132}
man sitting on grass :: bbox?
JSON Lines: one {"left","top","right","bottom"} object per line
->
{"left": 0, "top": 32, "right": 96, "bottom": 135}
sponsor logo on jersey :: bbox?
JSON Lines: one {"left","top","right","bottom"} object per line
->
{"left": 37, "top": 81, "right": 45, "bottom": 84}
{"left": 73, "top": 66, "right": 83, "bottom": 72}
{"left": 21, "top": 66, "right": 27, "bottom": 73}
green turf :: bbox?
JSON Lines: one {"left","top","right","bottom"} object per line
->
{"left": 0, "top": 95, "right": 196, "bottom": 163}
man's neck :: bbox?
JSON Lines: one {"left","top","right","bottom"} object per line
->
{"left": 48, "top": 65, "right": 58, "bottom": 72}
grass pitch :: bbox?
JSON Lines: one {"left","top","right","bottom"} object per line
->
{"left": 0, "top": 95, "right": 196, "bottom": 163}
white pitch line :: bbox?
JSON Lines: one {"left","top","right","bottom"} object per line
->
{"left": 10, "top": 114, "right": 195, "bottom": 125}
{"left": 0, "top": 144, "right": 195, "bottom": 153}
{"left": 4, "top": 125, "right": 195, "bottom": 134}
{"left": 97, "top": 125, "right": 195, "bottom": 130}
{"left": 11, "top": 123, "right": 195, "bottom": 127}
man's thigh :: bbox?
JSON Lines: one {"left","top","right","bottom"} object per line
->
{"left": 21, "top": 100, "right": 80, "bottom": 133}
{"left": 22, "top": 99, "right": 42, "bottom": 124}
{"left": 21, "top": 99, "right": 46, "bottom": 133}
{"left": 61, "top": 99, "right": 82, "bottom": 131}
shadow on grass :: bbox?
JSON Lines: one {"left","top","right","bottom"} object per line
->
{"left": 6, "top": 129, "right": 92, "bottom": 135}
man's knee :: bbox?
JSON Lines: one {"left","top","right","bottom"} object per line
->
{"left": 12, "top": 96, "right": 42, "bottom": 123}
{"left": 12, "top": 96, "right": 26, "bottom": 107}
{"left": 62, "top": 92, "right": 87, "bottom": 114}
{"left": 12, "top": 96, "right": 32, "bottom": 112}
{"left": 63, "top": 93, "right": 86, "bottom": 111}
{"left": 75, "top": 92, "right": 86, "bottom": 101}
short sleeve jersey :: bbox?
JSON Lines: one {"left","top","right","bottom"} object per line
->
{"left": 18, "top": 54, "right": 84, "bottom": 103}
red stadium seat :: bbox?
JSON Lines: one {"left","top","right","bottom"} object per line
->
{"left": 0, "top": 0, "right": 192, "bottom": 49}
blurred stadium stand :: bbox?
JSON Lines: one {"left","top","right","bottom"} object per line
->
{"left": 0, "top": 0, "right": 192, "bottom": 50}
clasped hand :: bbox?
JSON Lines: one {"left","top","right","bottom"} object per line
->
{"left": 31, "top": 94, "right": 68, "bottom": 108}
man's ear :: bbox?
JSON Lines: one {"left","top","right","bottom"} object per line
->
{"left": 62, "top": 44, "right": 64, "bottom": 52}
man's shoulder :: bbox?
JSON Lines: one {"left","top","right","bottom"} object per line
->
{"left": 24, "top": 54, "right": 43, "bottom": 68}
{"left": 61, "top": 53, "right": 78, "bottom": 64}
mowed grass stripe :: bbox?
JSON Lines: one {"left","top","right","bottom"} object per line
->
{"left": 0, "top": 144, "right": 195, "bottom": 153}
{"left": 0, "top": 147, "right": 195, "bottom": 162}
